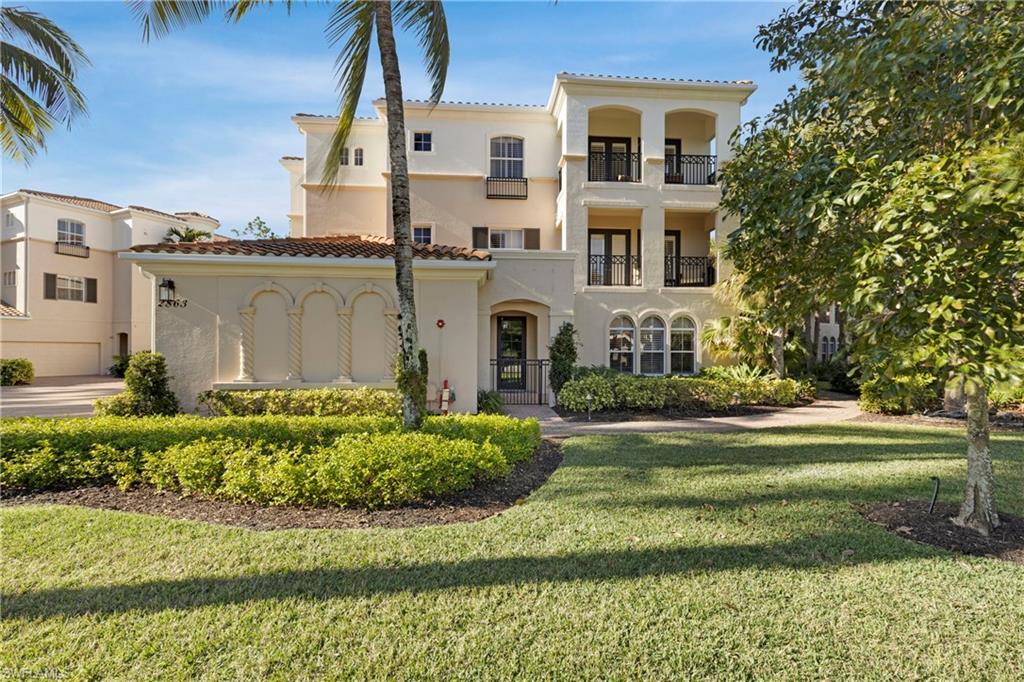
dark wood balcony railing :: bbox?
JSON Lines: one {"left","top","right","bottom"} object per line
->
{"left": 490, "top": 358, "right": 549, "bottom": 405}
{"left": 55, "top": 241, "right": 90, "bottom": 258}
{"left": 664, "top": 256, "right": 716, "bottom": 287}
{"left": 588, "top": 151, "right": 642, "bottom": 182}
{"left": 486, "top": 176, "right": 528, "bottom": 199}
{"left": 664, "top": 154, "right": 717, "bottom": 185}
{"left": 588, "top": 254, "right": 642, "bottom": 286}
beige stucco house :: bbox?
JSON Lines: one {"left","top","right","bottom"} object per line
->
{"left": 0, "top": 189, "right": 218, "bottom": 376}
{"left": 122, "top": 72, "right": 757, "bottom": 412}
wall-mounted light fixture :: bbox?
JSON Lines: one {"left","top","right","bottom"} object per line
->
{"left": 158, "top": 278, "right": 176, "bottom": 302}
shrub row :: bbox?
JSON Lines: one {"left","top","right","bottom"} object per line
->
{"left": 0, "top": 413, "right": 540, "bottom": 507}
{"left": 197, "top": 386, "right": 401, "bottom": 417}
{"left": 0, "top": 358, "right": 34, "bottom": 386}
{"left": 858, "top": 374, "right": 941, "bottom": 414}
{"left": 557, "top": 371, "right": 815, "bottom": 412}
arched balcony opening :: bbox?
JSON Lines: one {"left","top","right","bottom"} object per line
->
{"left": 664, "top": 110, "right": 717, "bottom": 185}
{"left": 587, "top": 106, "right": 642, "bottom": 182}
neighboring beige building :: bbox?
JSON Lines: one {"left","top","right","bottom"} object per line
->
{"left": 0, "top": 189, "right": 218, "bottom": 376}
{"left": 123, "top": 72, "right": 757, "bottom": 412}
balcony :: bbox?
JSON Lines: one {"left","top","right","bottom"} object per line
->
{"left": 588, "top": 254, "right": 641, "bottom": 286}
{"left": 486, "top": 176, "right": 528, "bottom": 199}
{"left": 588, "top": 152, "right": 642, "bottom": 183}
{"left": 664, "top": 256, "right": 715, "bottom": 287}
{"left": 665, "top": 154, "right": 717, "bottom": 185}
{"left": 55, "top": 241, "right": 90, "bottom": 258}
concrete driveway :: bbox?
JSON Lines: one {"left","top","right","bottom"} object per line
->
{"left": 1, "top": 375, "right": 124, "bottom": 418}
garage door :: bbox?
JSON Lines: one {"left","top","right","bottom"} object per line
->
{"left": 1, "top": 341, "right": 102, "bottom": 376}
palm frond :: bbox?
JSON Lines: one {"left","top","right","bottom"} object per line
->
{"left": 127, "top": 1, "right": 221, "bottom": 41}
{"left": 0, "top": 7, "right": 89, "bottom": 76}
{"left": 1, "top": 41, "right": 85, "bottom": 125}
{"left": 1, "top": 74, "right": 53, "bottom": 161}
{"left": 394, "top": 0, "right": 449, "bottom": 105}
{"left": 321, "top": 0, "right": 375, "bottom": 187}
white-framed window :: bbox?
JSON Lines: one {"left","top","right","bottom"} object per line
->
{"left": 670, "top": 317, "right": 697, "bottom": 375}
{"left": 57, "top": 219, "right": 85, "bottom": 245}
{"left": 639, "top": 317, "right": 666, "bottom": 375}
{"left": 488, "top": 228, "right": 524, "bottom": 249}
{"left": 4, "top": 212, "right": 15, "bottom": 229}
{"left": 413, "top": 131, "right": 432, "bottom": 152}
{"left": 2, "top": 270, "right": 15, "bottom": 286}
{"left": 609, "top": 315, "right": 635, "bottom": 373}
{"left": 340, "top": 147, "right": 349, "bottom": 165}
{"left": 490, "top": 136, "right": 524, "bottom": 178}
{"left": 57, "top": 275, "right": 85, "bottom": 301}
{"left": 413, "top": 225, "right": 432, "bottom": 245}
{"left": 354, "top": 148, "right": 364, "bottom": 166}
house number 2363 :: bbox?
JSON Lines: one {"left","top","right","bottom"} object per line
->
{"left": 157, "top": 299, "right": 188, "bottom": 308}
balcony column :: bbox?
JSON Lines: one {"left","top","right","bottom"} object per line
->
{"left": 641, "top": 110, "right": 664, "bottom": 188}
{"left": 641, "top": 208, "right": 664, "bottom": 289}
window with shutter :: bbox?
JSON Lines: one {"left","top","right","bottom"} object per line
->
{"left": 472, "top": 226, "right": 488, "bottom": 249}
{"left": 44, "top": 273, "right": 57, "bottom": 299}
{"left": 85, "top": 278, "right": 97, "bottom": 303}
{"left": 523, "top": 228, "right": 540, "bottom": 250}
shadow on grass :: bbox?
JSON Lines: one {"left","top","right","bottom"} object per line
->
{"left": 3, "top": 530, "right": 933, "bottom": 620}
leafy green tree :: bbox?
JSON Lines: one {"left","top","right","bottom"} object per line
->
{"left": 721, "top": 1, "right": 1024, "bottom": 535}
{"left": 163, "top": 225, "right": 210, "bottom": 243}
{"left": 231, "top": 216, "right": 275, "bottom": 240}
{"left": 548, "top": 322, "right": 578, "bottom": 395}
{"left": 130, "top": 1, "right": 450, "bottom": 429}
{"left": 1, "top": 6, "right": 88, "bottom": 161}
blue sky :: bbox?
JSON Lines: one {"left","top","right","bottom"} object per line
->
{"left": 3, "top": 1, "right": 796, "bottom": 234}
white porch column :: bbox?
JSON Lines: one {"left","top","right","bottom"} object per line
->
{"left": 641, "top": 207, "right": 665, "bottom": 289}
{"left": 383, "top": 308, "right": 399, "bottom": 379}
{"left": 286, "top": 307, "right": 303, "bottom": 381}
{"left": 337, "top": 307, "right": 353, "bottom": 381}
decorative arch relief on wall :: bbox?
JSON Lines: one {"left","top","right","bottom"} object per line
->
{"left": 235, "top": 280, "right": 397, "bottom": 385}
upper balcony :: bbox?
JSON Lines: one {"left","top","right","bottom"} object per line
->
{"left": 55, "top": 241, "right": 90, "bottom": 258}
{"left": 587, "top": 106, "right": 642, "bottom": 183}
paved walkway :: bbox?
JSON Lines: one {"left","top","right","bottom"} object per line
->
{"left": 504, "top": 393, "right": 862, "bottom": 437}
{"left": 1, "top": 375, "right": 124, "bottom": 418}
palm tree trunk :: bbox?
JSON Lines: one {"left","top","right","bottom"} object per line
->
{"left": 375, "top": 0, "right": 425, "bottom": 428}
{"left": 954, "top": 378, "right": 1000, "bottom": 535}
{"left": 771, "top": 326, "right": 786, "bottom": 378}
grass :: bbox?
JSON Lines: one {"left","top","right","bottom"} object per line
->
{"left": 3, "top": 423, "right": 1023, "bottom": 680}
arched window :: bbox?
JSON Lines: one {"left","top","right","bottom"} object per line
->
{"left": 340, "top": 147, "right": 349, "bottom": 166}
{"left": 639, "top": 317, "right": 666, "bottom": 375}
{"left": 670, "top": 317, "right": 697, "bottom": 375}
{"left": 490, "top": 136, "right": 524, "bottom": 178}
{"left": 354, "top": 148, "right": 364, "bottom": 166}
{"left": 829, "top": 336, "right": 837, "bottom": 359}
{"left": 821, "top": 336, "right": 830, "bottom": 362}
{"left": 608, "top": 315, "right": 635, "bottom": 373}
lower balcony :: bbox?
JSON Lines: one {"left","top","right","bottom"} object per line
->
{"left": 588, "top": 254, "right": 641, "bottom": 287}
{"left": 55, "top": 241, "right": 90, "bottom": 258}
{"left": 664, "top": 256, "right": 715, "bottom": 287}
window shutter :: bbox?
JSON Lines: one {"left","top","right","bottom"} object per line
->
{"left": 472, "top": 226, "right": 488, "bottom": 249}
{"left": 85, "top": 277, "right": 98, "bottom": 303}
{"left": 44, "top": 273, "right": 56, "bottom": 299}
{"left": 524, "top": 228, "right": 540, "bottom": 250}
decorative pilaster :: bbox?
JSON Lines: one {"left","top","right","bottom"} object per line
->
{"left": 384, "top": 309, "right": 399, "bottom": 379}
{"left": 237, "top": 306, "right": 255, "bottom": 381}
{"left": 337, "top": 307, "right": 353, "bottom": 381}
{"left": 286, "top": 307, "right": 303, "bottom": 381}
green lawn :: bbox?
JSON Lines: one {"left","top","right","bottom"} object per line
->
{"left": 3, "top": 423, "right": 1023, "bottom": 680}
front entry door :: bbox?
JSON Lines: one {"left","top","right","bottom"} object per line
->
{"left": 497, "top": 316, "right": 527, "bottom": 390}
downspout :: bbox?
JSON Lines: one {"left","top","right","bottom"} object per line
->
{"left": 22, "top": 196, "right": 30, "bottom": 316}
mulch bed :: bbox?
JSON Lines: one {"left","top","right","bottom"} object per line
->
{"left": 852, "top": 411, "right": 1024, "bottom": 431}
{"left": 554, "top": 404, "right": 791, "bottom": 422}
{"left": 861, "top": 500, "right": 1024, "bottom": 564}
{"left": 0, "top": 440, "right": 563, "bottom": 531}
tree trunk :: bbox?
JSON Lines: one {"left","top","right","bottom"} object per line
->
{"left": 805, "top": 311, "right": 818, "bottom": 372}
{"left": 771, "top": 326, "right": 786, "bottom": 379}
{"left": 954, "top": 378, "right": 1000, "bottom": 535}
{"left": 835, "top": 305, "right": 845, "bottom": 351}
{"left": 375, "top": 1, "right": 425, "bottom": 428}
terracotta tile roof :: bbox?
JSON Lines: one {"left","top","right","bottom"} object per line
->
{"left": 130, "top": 235, "right": 491, "bottom": 261}
{"left": 18, "top": 188, "right": 120, "bottom": 212}
{"left": 16, "top": 189, "right": 216, "bottom": 224}
{"left": 0, "top": 300, "right": 26, "bottom": 317}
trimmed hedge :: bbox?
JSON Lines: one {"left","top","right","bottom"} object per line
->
{"left": 557, "top": 371, "right": 814, "bottom": 412}
{"left": 0, "top": 358, "right": 34, "bottom": 386}
{"left": 858, "top": 374, "right": 940, "bottom": 414}
{"left": 145, "top": 433, "right": 507, "bottom": 508}
{"left": 95, "top": 352, "right": 179, "bottom": 417}
{"left": 0, "top": 413, "right": 540, "bottom": 506}
{"left": 197, "top": 387, "right": 401, "bottom": 417}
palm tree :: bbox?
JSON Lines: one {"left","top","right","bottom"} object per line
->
{"left": 163, "top": 225, "right": 211, "bottom": 243}
{"left": 1, "top": 6, "right": 89, "bottom": 162}
{"left": 130, "top": 1, "right": 449, "bottom": 428}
